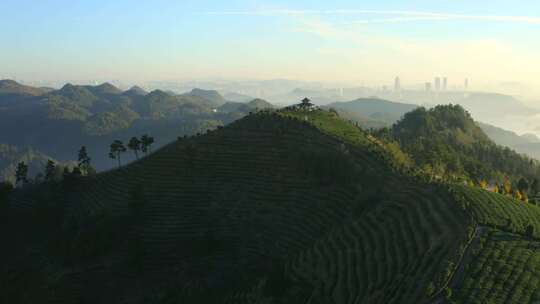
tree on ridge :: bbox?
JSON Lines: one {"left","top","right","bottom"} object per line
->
{"left": 109, "top": 140, "right": 127, "bottom": 168}
{"left": 78, "top": 146, "right": 92, "bottom": 175}
{"left": 45, "top": 159, "right": 56, "bottom": 181}
{"left": 15, "top": 162, "right": 28, "bottom": 187}
{"left": 140, "top": 135, "right": 154, "bottom": 155}
{"left": 128, "top": 137, "right": 141, "bottom": 160}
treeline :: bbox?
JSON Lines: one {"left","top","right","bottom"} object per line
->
{"left": 109, "top": 134, "right": 154, "bottom": 168}
{"left": 4, "top": 134, "right": 155, "bottom": 189}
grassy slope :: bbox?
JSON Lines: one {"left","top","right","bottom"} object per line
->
{"left": 4, "top": 110, "right": 473, "bottom": 303}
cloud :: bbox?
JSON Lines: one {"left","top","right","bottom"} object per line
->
{"left": 205, "top": 9, "right": 540, "bottom": 24}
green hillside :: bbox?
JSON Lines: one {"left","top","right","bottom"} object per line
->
{"left": 5, "top": 107, "right": 540, "bottom": 303}
{"left": 380, "top": 104, "right": 540, "bottom": 183}
{"left": 452, "top": 229, "right": 540, "bottom": 304}
{"left": 0, "top": 79, "right": 49, "bottom": 97}
{"left": 2, "top": 109, "right": 474, "bottom": 304}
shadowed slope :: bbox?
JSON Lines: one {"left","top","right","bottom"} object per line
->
{"left": 3, "top": 110, "right": 472, "bottom": 304}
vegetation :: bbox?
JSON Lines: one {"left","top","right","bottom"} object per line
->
{"left": 15, "top": 161, "right": 28, "bottom": 186}
{"left": 1, "top": 109, "right": 473, "bottom": 303}
{"left": 377, "top": 104, "right": 540, "bottom": 184}
{"left": 4, "top": 102, "right": 540, "bottom": 303}
{"left": 452, "top": 229, "right": 540, "bottom": 304}
{"left": 108, "top": 140, "right": 127, "bottom": 168}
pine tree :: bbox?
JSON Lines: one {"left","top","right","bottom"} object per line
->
{"left": 128, "top": 137, "right": 141, "bottom": 160}
{"left": 518, "top": 177, "right": 529, "bottom": 193}
{"left": 45, "top": 159, "right": 56, "bottom": 181}
{"left": 15, "top": 162, "right": 29, "bottom": 186}
{"left": 109, "top": 140, "right": 127, "bottom": 168}
{"left": 140, "top": 134, "right": 154, "bottom": 155}
{"left": 78, "top": 146, "right": 92, "bottom": 175}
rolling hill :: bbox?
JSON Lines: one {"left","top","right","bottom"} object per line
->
{"left": 4, "top": 103, "right": 540, "bottom": 303}
{"left": 2, "top": 109, "right": 474, "bottom": 303}
{"left": 323, "top": 98, "right": 540, "bottom": 162}
{"left": 0, "top": 144, "right": 54, "bottom": 184}
{"left": 478, "top": 122, "right": 540, "bottom": 161}
{"left": 381, "top": 104, "right": 540, "bottom": 182}
{"left": 323, "top": 98, "right": 418, "bottom": 129}
{"left": 0, "top": 79, "right": 49, "bottom": 97}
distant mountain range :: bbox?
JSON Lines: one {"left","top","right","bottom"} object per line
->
{"left": 323, "top": 98, "right": 418, "bottom": 129}
{"left": 480, "top": 124, "right": 540, "bottom": 161}
{"left": 1, "top": 78, "right": 538, "bottom": 182}
{"left": 0, "top": 80, "right": 274, "bottom": 179}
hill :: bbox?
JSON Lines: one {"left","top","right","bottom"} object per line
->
{"left": 478, "top": 122, "right": 540, "bottom": 161}
{"left": 0, "top": 144, "right": 54, "bottom": 184}
{"left": 2, "top": 109, "right": 472, "bottom": 303}
{"left": 183, "top": 88, "right": 227, "bottom": 106}
{"left": 478, "top": 122, "right": 540, "bottom": 148}
{"left": 380, "top": 104, "right": 540, "bottom": 183}
{"left": 323, "top": 97, "right": 540, "bottom": 161}
{"left": 323, "top": 98, "right": 418, "bottom": 129}
{"left": 123, "top": 86, "right": 148, "bottom": 97}
{"left": 223, "top": 91, "right": 254, "bottom": 103}
{"left": 0, "top": 79, "right": 49, "bottom": 97}
{"left": 218, "top": 98, "right": 273, "bottom": 117}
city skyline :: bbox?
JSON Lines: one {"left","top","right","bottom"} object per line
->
{"left": 1, "top": 0, "right": 539, "bottom": 95}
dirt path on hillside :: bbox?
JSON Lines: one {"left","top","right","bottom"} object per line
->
{"left": 430, "top": 226, "right": 486, "bottom": 304}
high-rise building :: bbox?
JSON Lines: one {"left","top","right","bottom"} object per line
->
{"left": 443, "top": 77, "right": 448, "bottom": 91}
{"left": 434, "top": 77, "right": 441, "bottom": 91}
{"left": 394, "top": 76, "right": 401, "bottom": 92}
{"left": 425, "top": 82, "right": 432, "bottom": 92}
{"left": 464, "top": 78, "right": 469, "bottom": 90}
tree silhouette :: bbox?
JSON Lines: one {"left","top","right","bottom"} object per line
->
{"left": 109, "top": 140, "right": 127, "bottom": 168}
{"left": 518, "top": 177, "right": 529, "bottom": 193}
{"left": 45, "top": 159, "right": 56, "bottom": 181}
{"left": 128, "top": 137, "right": 141, "bottom": 160}
{"left": 78, "top": 146, "right": 92, "bottom": 175}
{"left": 15, "top": 162, "right": 28, "bottom": 186}
{"left": 140, "top": 134, "right": 154, "bottom": 155}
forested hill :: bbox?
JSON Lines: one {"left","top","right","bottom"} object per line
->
{"left": 380, "top": 104, "right": 540, "bottom": 183}
{"left": 1, "top": 109, "right": 473, "bottom": 303}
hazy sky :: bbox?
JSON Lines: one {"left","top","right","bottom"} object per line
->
{"left": 2, "top": 0, "right": 540, "bottom": 89}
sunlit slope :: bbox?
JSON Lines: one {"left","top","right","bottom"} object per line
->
{"left": 426, "top": 185, "right": 540, "bottom": 303}
{"left": 5, "top": 110, "right": 471, "bottom": 304}
{"left": 451, "top": 185, "right": 540, "bottom": 237}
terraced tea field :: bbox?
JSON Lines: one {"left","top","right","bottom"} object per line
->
{"left": 450, "top": 185, "right": 540, "bottom": 237}
{"left": 452, "top": 229, "right": 540, "bottom": 304}
{"left": 2, "top": 110, "right": 513, "bottom": 304}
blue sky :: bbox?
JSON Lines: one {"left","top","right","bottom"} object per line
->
{"left": 1, "top": 0, "right": 540, "bottom": 88}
